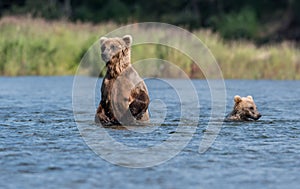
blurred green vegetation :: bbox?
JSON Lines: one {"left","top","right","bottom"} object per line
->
{"left": 1, "top": 0, "right": 300, "bottom": 79}
{"left": 2, "top": 0, "right": 300, "bottom": 42}
{"left": 0, "top": 16, "right": 299, "bottom": 79}
{"left": 211, "top": 7, "right": 259, "bottom": 40}
{"left": 0, "top": 16, "right": 116, "bottom": 75}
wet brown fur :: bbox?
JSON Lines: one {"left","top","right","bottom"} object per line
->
{"left": 95, "top": 35, "right": 149, "bottom": 125}
{"left": 226, "top": 95, "right": 261, "bottom": 121}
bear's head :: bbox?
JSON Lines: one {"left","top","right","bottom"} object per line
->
{"left": 99, "top": 35, "right": 132, "bottom": 78}
{"left": 232, "top": 95, "right": 261, "bottom": 121}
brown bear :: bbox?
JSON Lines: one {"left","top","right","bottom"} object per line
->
{"left": 95, "top": 35, "right": 150, "bottom": 126}
{"left": 226, "top": 95, "right": 261, "bottom": 121}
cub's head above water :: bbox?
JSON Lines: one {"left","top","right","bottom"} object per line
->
{"left": 226, "top": 95, "right": 261, "bottom": 121}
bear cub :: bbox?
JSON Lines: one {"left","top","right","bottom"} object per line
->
{"left": 226, "top": 95, "right": 261, "bottom": 121}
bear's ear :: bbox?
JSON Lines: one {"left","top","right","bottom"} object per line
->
{"left": 123, "top": 35, "right": 132, "bottom": 47}
{"left": 247, "top": 96, "right": 253, "bottom": 100}
{"left": 100, "top": 37, "right": 108, "bottom": 45}
{"left": 234, "top": 95, "right": 242, "bottom": 103}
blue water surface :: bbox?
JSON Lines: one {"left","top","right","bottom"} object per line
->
{"left": 0, "top": 76, "right": 299, "bottom": 189}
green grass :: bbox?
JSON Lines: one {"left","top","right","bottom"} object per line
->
{"left": 0, "top": 16, "right": 116, "bottom": 76}
{"left": 195, "top": 30, "right": 300, "bottom": 79}
{"left": 0, "top": 16, "right": 299, "bottom": 79}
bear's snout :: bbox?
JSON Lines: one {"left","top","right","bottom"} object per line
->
{"left": 101, "top": 53, "right": 110, "bottom": 63}
{"left": 255, "top": 113, "right": 262, "bottom": 120}
{"left": 251, "top": 112, "right": 261, "bottom": 120}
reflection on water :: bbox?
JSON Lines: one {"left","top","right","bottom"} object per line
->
{"left": 0, "top": 77, "right": 300, "bottom": 188}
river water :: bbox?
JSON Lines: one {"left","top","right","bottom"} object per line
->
{"left": 1, "top": 76, "right": 299, "bottom": 189}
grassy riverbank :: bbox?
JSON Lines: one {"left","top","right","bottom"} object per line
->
{"left": 0, "top": 16, "right": 299, "bottom": 79}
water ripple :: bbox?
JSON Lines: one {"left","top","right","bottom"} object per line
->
{"left": 0, "top": 77, "right": 300, "bottom": 189}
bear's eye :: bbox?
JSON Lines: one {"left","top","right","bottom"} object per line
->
{"left": 110, "top": 45, "right": 116, "bottom": 50}
{"left": 249, "top": 107, "right": 254, "bottom": 110}
{"left": 101, "top": 46, "right": 106, "bottom": 52}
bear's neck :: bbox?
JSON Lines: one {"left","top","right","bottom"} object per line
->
{"left": 106, "top": 50, "right": 131, "bottom": 79}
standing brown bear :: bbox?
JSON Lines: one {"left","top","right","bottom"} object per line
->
{"left": 226, "top": 95, "right": 261, "bottom": 121}
{"left": 95, "top": 35, "right": 150, "bottom": 126}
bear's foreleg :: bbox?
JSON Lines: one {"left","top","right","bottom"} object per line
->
{"left": 129, "top": 87, "right": 150, "bottom": 120}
